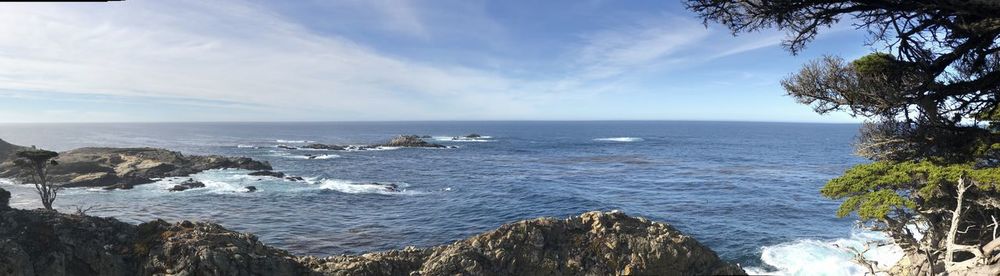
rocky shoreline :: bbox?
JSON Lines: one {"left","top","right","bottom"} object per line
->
{"left": 0, "top": 191, "right": 744, "bottom": 275}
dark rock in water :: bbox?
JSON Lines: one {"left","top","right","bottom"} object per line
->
{"left": 378, "top": 135, "right": 447, "bottom": 148}
{"left": 0, "top": 144, "right": 272, "bottom": 189}
{"left": 285, "top": 176, "right": 305, "bottom": 182}
{"left": 465, "top": 133, "right": 482, "bottom": 138}
{"left": 0, "top": 187, "right": 9, "bottom": 209}
{"left": 302, "top": 143, "right": 345, "bottom": 151}
{"left": 0, "top": 208, "right": 743, "bottom": 276}
{"left": 249, "top": 170, "right": 285, "bottom": 178}
{"left": 168, "top": 179, "right": 205, "bottom": 192}
{"left": 306, "top": 154, "right": 318, "bottom": 159}
{"left": 420, "top": 135, "right": 432, "bottom": 138}
{"left": 101, "top": 183, "right": 134, "bottom": 191}
{"left": 244, "top": 186, "right": 257, "bottom": 193}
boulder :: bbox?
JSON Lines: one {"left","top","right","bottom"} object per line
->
{"left": 245, "top": 186, "right": 257, "bottom": 193}
{"left": 285, "top": 176, "right": 305, "bottom": 182}
{"left": 168, "top": 179, "right": 206, "bottom": 192}
{"left": 464, "top": 133, "right": 482, "bottom": 138}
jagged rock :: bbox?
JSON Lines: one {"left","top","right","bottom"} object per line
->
{"left": 302, "top": 144, "right": 345, "bottom": 151}
{"left": 245, "top": 186, "right": 257, "bottom": 193}
{"left": 277, "top": 145, "right": 297, "bottom": 150}
{"left": 465, "top": 133, "right": 482, "bottom": 138}
{"left": 309, "top": 211, "right": 746, "bottom": 275}
{"left": 0, "top": 208, "right": 743, "bottom": 276}
{"left": 378, "top": 135, "right": 446, "bottom": 148}
{"left": 167, "top": 179, "right": 206, "bottom": 192}
{"left": 285, "top": 176, "right": 305, "bottom": 182}
{"left": 0, "top": 187, "right": 9, "bottom": 209}
{"left": 249, "top": 170, "right": 286, "bottom": 178}
{"left": 0, "top": 144, "right": 271, "bottom": 188}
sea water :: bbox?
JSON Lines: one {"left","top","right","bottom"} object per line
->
{"left": 0, "top": 121, "right": 901, "bottom": 274}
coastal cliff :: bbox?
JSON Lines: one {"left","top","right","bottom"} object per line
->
{"left": 0, "top": 193, "right": 744, "bottom": 275}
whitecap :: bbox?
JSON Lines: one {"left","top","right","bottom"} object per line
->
{"left": 432, "top": 136, "right": 494, "bottom": 142}
{"left": 285, "top": 154, "right": 340, "bottom": 160}
{"left": 275, "top": 139, "right": 314, "bottom": 143}
{"left": 314, "top": 179, "right": 419, "bottom": 195}
{"left": 236, "top": 144, "right": 258, "bottom": 148}
{"left": 746, "top": 229, "right": 903, "bottom": 276}
{"left": 594, "top": 137, "right": 644, "bottom": 142}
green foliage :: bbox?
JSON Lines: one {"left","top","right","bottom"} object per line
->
{"left": 823, "top": 161, "right": 1000, "bottom": 220}
{"left": 850, "top": 53, "right": 897, "bottom": 75}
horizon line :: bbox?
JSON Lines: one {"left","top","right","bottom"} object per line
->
{"left": 0, "top": 119, "right": 862, "bottom": 125}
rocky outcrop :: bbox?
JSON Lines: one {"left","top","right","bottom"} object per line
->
{"left": 377, "top": 135, "right": 446, "bottom": 148}
{"left": 306, "top": 211, "right": 745, "bottom": 275}
{"left": 0, "top": 205, "right": 743, "bottom": 276}
{"left": 0, "top": 145, "right": 272, "bottom": 188}
{"left": 167, "top": 179, "right": 206, "bottom": 192}
{"left": 249, "top": 170, "right": 286, "bottom": 178}
{"left": 0, "top": 139, "right": 26, "bottom": 163}
{"left": 0, "top": 204, "right": 313, "bottom": 276}
{"left": 301, "top": 144, "right": 345, "bottom": 151}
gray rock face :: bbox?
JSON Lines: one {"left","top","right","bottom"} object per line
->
{"left": 0, "top": 145, "right": 272, "bottom": 188}
{"left": 0, "top": 208, "right": 743, "bottom": 276}
{"left": 0, "top": 187, "right": 9, "bottom": 209}
{"left": 378, "top": 135, "right": 446, "bottom": 148}
{"left": 306, "top": 211, "right": 746, "bottom": 275}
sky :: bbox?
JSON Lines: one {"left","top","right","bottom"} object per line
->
{"left": 0, "top": 0, "right": 876, "bottom": 123}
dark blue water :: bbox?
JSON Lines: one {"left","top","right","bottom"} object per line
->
{"left": 0, "top": 121, "right": 864, "bottom": 267}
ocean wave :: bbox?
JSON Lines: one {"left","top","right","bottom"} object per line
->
{"left": 275, "top": 139, "right": 314, "bottom": 143}
{"left": 594, "top": 137, "right": 644, "bottom": 142}
{"left": 236, "top": 144, "right": 258, "bottom": 148}
{"left": 432, "top": 136, "right": 494, "bottom": 142}
{"left": 314, "top": 179, "right": 419, "bottom": 195}
{"left": 746, "top": 229, "right": 903, "bottom": 276}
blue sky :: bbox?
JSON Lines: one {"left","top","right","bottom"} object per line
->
{"left": 0, "top": 0, "right": 873, "bottom": 123}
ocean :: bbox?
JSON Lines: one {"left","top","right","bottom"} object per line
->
{"left": 0, "top": 121, "right": 901, "bottom": 275}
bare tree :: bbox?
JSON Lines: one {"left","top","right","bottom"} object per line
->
{"left": 13, "top": 148, "right": 60, "bottom": 210}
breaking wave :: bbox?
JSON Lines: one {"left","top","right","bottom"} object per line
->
{"left": 594, "top": 137, "right": 644, "bottom": 142}
{"left": 745, "top": 229, "right": 903, "bottom": 276}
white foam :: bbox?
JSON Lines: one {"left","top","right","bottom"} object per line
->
{"left": 236, "top": 144, "right": 258, "bottom": 148}
{"left": 432, "top": 136, "right": 493, "bottom": 142}
{"left": 747, "top": 229, "right": 903, "bottom": 276}
{"left": 275, "top": 139, "right": 314, "bottom": 143}
{"left": 286, "top": 154, "right": 340, "bottom": 160}
{"left": 314, "top": 179, "right": 419, "bottom": 195}
{"left": 594, "top": 137, "right": 644, "bottom": 142}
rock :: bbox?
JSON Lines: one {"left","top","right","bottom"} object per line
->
{"left": 0, "top": 144, "right": 272, "bottom": 188}
{"left": 0, "top": 187, "right": 9, "bottom": 209}
{"left": 285, "top": 176, "right": 305, "bottom": 182}
{"left": 383, "top": 183, "right": 400, "bottom": 192}
{"left": 168, "top": 179, "right": 206, "bottom": 192}
{"left": 309, "top": 211, "right": 746, "bottom": 275}
{"left": 101, "top": 183, "right": 134, "bottom": 191}
{"left": 378, "top": 135, "right": 446, "bottom": 148}
{"left": 0, "top": 208, "right": 743, "bottom": 276}
{"left": 420, "top": 135, "right": 432, "bottom": 138}
{"left": 249, "top": 170, "right": 286, "bottom": 178}
{"left": 465, "top": 133, "right": 482, "bottom": 138}
{"left": 302, "top": 144, "right": 345, "bottom": 151}
{"left": 245, "top": 186, "right": 257, "bottom": 193}
{"left": 0, "top": 208, "right": 314, "bottom": 275}
{"left": 0, "top": 138, "right": 27, "bottom": 163}
{"left": 277, "top": 145, "right": 297, "bottom": 150}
